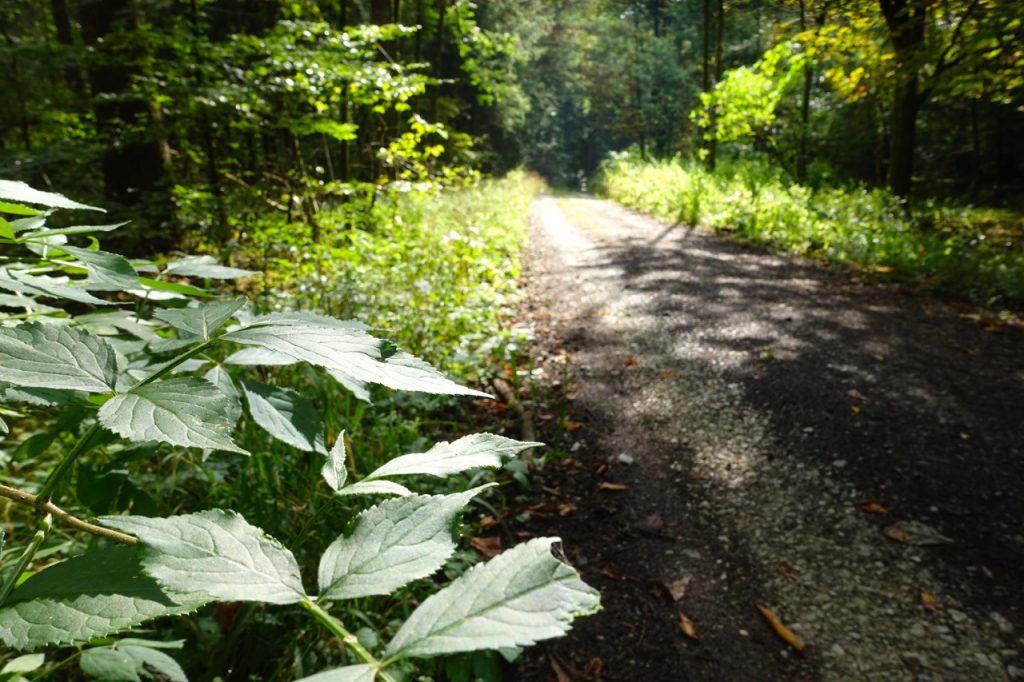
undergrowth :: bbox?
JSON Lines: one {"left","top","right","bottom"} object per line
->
{"left": 598, "top": 153, "right": 1024, "bottom": 309}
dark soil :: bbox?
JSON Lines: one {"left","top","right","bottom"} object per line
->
{"left": 503, "top": 197, "right": 1024, "bottom": 682}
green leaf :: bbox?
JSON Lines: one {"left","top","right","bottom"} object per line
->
{"left": 296, "top": 665, "right": 376, "bottom": 682}
{"left": 153, "top": 298, "right": 247, "bottom": 341}
{"left": 0, "top": 181, "right": 103, "bottom": 212}
{"left": 335, "top": 480, "right": 413, "bottom": 497}
{"left": 322, "top": 432, "right": 348, "bottom": 492}
{"left": 0, "top": 269, "right": 117, "bottom": 306}
{"left": 0, "top": 323, "right": 117, "bottom": 393}
{"left": 98, "top": 378, "right": 247, "bottom": 454}
{"left": 223, "top": 318, "right": 489, "bottom": 397}
{"left": 54, "top": 245, "right": 140, "bottom": 291}
{"left": 203, "top": 365, "right": 242, "bottom": 425}
{"left": 136, "top": 277, "right": 210, "bottom": 299}
{"left": 102, "top": 510, "right": 307, "bottom": 605}
{"left": 241, "top": 380, "right": 326, "bottom": 454}
{"left": 0, "top": 654, "right": 44, "bottom": 674}
{"left": 20, "top": 222, "right": 126, "bottom": 239}
{"left": 384, "top": 538, "right": 600, "bottom": 660}
{"left": 0, "top": 202, "right": 41, "bottom": 217}
{"left": 163, "top": 256, "right": 256, "bottom": 280}
{"left": 364, "top": 435, "right": 540, "bottom": 482}
{"left": 318, "top": 486, "right": 489, "bottom": 600}
{"left": 0, "top": 546, "right": 210, "bottom": 650}
{"left": 80, "top": 644, "right": 187, "bottom": 682}
{"left": 0, "top": 217, "right": 14, "bottom": 241}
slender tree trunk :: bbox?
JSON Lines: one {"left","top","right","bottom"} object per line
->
{"left": 51, "top": 0, "right": 86, "bottom": 96}
{"left": 431, "top": 0, "right": 446, "bottom": 122}
{"left": 708, "top": 0, "right": 725, "bottom": 171}
{"left": 796, "top": 0, "right": 810, "bottom": 183}
{"left": 879, "top": 0, "right": 926, "bottom": 200}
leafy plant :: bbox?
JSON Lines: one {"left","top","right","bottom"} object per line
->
{"left": 0, "top": 181, "right": 599, "bottom": 679}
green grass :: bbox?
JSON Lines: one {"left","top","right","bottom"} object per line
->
{"left": 598, "top": 154, "right": 1024, "bottom": 309}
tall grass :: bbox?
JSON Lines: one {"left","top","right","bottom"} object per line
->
{"left": 598, "top": 153, "right": 1024, "bottom": 308}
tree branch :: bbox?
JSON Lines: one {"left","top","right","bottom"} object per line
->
{"left": 0, "top": 483, "right": 137, "bottom": 545}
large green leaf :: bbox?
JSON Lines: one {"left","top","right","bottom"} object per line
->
{"left": 335, "top": 480, "right": 413, "bottom": 497}
{"left": 241, "top": 380, "right": 326, "bottom": 454}
{"left": 0, "top": 181, "right": 102, "bottom": 211}
{"left": 163, "top": 256, "right": 255, "bottom": 280}
{"left": 318, "top": 487, "right": 489, "bottom": 601}
{"left": 56, "top": 245, "right": 140, "bottom": 291}
{"left": 102, "top": 510, "right": 307, "bottom": 605}
{"left": 0, "top": 323, "right": 117, "bottom": 393}
{"left": 153, "top": 298, "right": 247, "bottom": 341}
{"left": 363, "top": 434, "right": 540, "bottom": 482}
{"left": 0, "top": 546, "right": 210, "bottom": 650}
{"left": 222, "top": 318, "right": 488, "bottom": 397}
{"left": 20, "top": 222, "right": 127, "bottom": 239}
{"left": 98, "top": 378, "right": 247, "bottom": 454}
{"left": 296, "top": 666, "right": 376, "bottom": 682}
{"left": 80, "top": 643, "right": 187, "bottom": 682}
{"left": 384, "top": 538, "right": 600, "bottom": 660}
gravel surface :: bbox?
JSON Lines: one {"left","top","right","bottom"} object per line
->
{"left": 514, "top": 196, "right": 1024, "bottom": 681}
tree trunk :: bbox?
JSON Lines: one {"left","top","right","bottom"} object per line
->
{"left": 879, "top": 0, "right": 926, "bottom": 200}
{"left": 708, "top": 0, "right": 725, "bottom": 171}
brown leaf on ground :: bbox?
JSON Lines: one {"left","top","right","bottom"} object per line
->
{"left": 688, "top": 471, "right": 711, "bottom": 481}
{"left": 595, "top": 463, "right": 609, "bottom": 475}
{"left": 583, "top": 658, "right": 604, "bottom": 678}
{"left": 623, "top": 356, "right": 638, "bottom": 366}
{"left": 856, "top": 500, "right": 889, "bottom": 514}
{"left": 661, "top": 369, "right": 680, "bottom": 379}
{"left": 663, "top": 575, "right": 692, "bottom": 601}
{"left": 775, "top": 562, "right": 798, "bottom": 582}
{"left": 847, "top": 388, "right": 871, "bottom": 403}
{"left": 557, "top": 502, "right": 577, "bottom": 516}
{"left": 469, "top": 535, "right": 503, "bottom": 559}
{"left": 515, "top": 530, "right": 533, "bottom": 539}
{"left": 563, "top": 420, "right": 584, "bottom": 432}
{"left": 756, "top": 603, "right": 806, "bottom": 653}
{"left": 921, "top": 591, "right": 939, "bottom": 613}
{"left": 679, "top": 611, "right": 700, "bottom": 640}
{"left": 599, "top": 482, "right": 629, "bottom": 491}
{"left": 478, "top": 515, "right": 500, "bottom": 529}
{"left": 851, "top": 404, "right": 862, "bottom": 414}
{"left": 548, "top": 656, "right": 572, "bottom": 682}
{"left": 883, "top": 520, "right": 955, "bottom": 546}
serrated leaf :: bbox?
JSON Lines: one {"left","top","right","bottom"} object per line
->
{"left": 0, "top": 268, "right": 116, "bottom": 306}
{"left": 365, "top": 434, "right": 541, "bottom": 482}
{"left": 99, "top": 378, "right": 247, "bottom": 454}
{"left": 0, "top": 546, "right": 210, "bottom": 650}
{"left": 80, "top": 644, "right": 187, "bottom": 682}
{"left": 55, "top": 245, "right": 140, "bottom": 291}
{"left": 0, "top": 383, "right": 85, "bottom": 407}
{"left": 322, "top": 432, "right": 348, "bottom": 492}
{"left": 224, "top": 347, "right": 299, "bottom": 366}
{"left": 296, "top": 665, "right": 376, "bottom": 682}
{"left": 223, "top": 319, "right": 488, "bottom": 397}
{"left": 164, "top": 256, "right": 255, "bottom": 280}
{"left": 20, "top": 222, "right": 126, "bottom": 239}
{"left": 335, "top": 480, "right": 413, "bottom": 497}
{"left": 0, "top": 217, "right": 13, "bottom": 241}
{"left": 203, "top": 366, "right": 242, "bottom": 425}
{"left": 0, "top": 180, "right": 103, "bottom": 211}
{"left": 384, "top": 538, "right": 601, "bottom": 660}
{"left": 135, "top": 277, "right": 210, "bottom": 299}
{"left": 0, "top": 201, "right": 40, "bottom": 217}
{"left": 0, "top": 323, "right": 117, "bottom": 392}
{"left": 154, "top": 298, "right": 246, "bottom": 341}
{"left": 77, "top": 311, "right": 160, "bottom": 341}
{"left": 319, "top": 486, "right": 489, "bottom": 600}
{"left": 101, "top": 510, "right": 307, "bottom": 605}
{"left": 241, "top": 380, "right": 326, "bottom": 454}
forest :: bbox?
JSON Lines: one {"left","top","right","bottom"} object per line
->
{"left": 0, "top": 0, "right": 1021, "bottom": 680}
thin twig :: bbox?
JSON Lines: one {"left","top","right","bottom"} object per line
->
{"left": 0, "top": 483, "right": 136, "bottom": 545}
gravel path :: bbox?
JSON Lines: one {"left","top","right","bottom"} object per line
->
{"left": 515, "top": 196, "right": 1024, "bottom": 681}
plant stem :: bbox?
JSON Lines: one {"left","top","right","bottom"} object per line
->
{"left": 132, "top": 339, "right": 215, "bottom": 389}
{"left": 0, "top": 513, "right": 52, "bottom": 606}
{"left": 0, "top": 483, "right": 136, "bottom": 545}
{"left": 300, "top": 599, "right": 399, "bottom": 682}
{"left": 35, "top": 421, "right": 100, "bottom": 507}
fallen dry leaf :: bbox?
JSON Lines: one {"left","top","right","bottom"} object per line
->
{"left": 595, "top": 463, "right": 609, "bottom": 475}
{"left": 661, "top": 369, "right": 680, "bottom": 379}
{"left": 478, "top": 515, "right": 500, "bottom": 529}
{"left": 663, "top": 575, "right": 693, "bottom": 602}
{"left": 921, "top": 591, "right": 938, "bottom": 613}
{"left": 883, "top": 520, "right": 954, "bottom": 546}
{"left": 856, "top": 500, "right": 889, "bottom": 515}
{"left": 775, "top": 562, "right": 798, "bottom": 582}
{"left": 557, "top": 502, "right": 577, "bottom": 517}
{"left": 599, "top": 482, "right": 629, "bottom": 491}
{"left": 623, "top": 356, "right": 639, "bottom": 366}
{"left": 514, "top": 530, "right": 533, "bottom": 539}
{"left": 874, "top": 265, "right": 894, "bottom": 273}
{"left": 688, "top": 471, "right": 711, "bottom": 482}
{"left": 563, "top": 420, "right": 584, "bottom": 432}
{"left": 847, "top": 388, "right": 871, "bottom": 403}
{"left": 548, "top": 656, "right": 572, "bottom": 682}
{"left": 756, "top": 603, "right": 806, "bottom": 653}
{"left": 851, "top": 404, "right": 862, "bottom": 414}
{"left": 469, "top": 536, "right": 503, "bottom": 559}
{"left": 679, "top": 611, "right": 700, "bottom": 640}
{"left": 583, "top": 658, "right": 604, "bottom": 678}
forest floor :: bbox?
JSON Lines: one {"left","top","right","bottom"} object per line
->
{"left": 509, "top": 196, "right": 1024, "bottom": 681}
